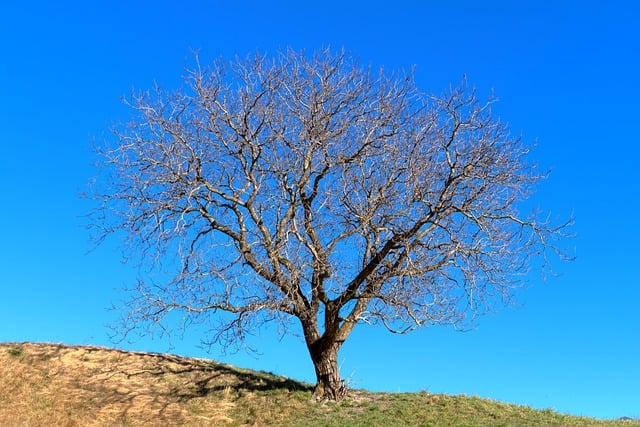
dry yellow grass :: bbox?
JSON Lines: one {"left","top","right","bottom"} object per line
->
{"left": 0, "top": 342, "right": 299, "bottom": 426}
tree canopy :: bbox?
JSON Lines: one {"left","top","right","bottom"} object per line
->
{"left": 91, "top": 48, "right": 570, "bottom": 399}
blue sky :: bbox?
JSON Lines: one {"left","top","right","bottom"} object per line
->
{"left": 1, "top": 0, "right": 638, "bottom": 420}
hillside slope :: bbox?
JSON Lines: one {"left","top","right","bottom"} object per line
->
{"left": 0, "top": 342, "right": 636, "bottom": 426}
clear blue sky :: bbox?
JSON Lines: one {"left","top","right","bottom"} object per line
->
{"left": 1, "top": 0, "right": 638, "bottom": 420}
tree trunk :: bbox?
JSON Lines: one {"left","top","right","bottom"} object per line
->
{"left": 308, "top": 341, "right": 346, "bottom": 401}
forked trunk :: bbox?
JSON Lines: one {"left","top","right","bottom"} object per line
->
{"left": 309, "top": 342, "right": 347, "bottom": 400}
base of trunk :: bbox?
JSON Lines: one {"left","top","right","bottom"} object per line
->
{"left": 312, "top": 375, "right": 347, "bottom": 401}
{"left": 310, "top": 344, "right": 348, "bottom": 401}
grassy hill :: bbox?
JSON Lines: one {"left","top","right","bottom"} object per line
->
{"left": 1, "top": 342, "right": 636, "bottom": 426}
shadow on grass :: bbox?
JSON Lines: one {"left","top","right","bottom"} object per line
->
{"left": 144, "top": 351, "right": 314, "bottom": 397}
{"left": 2, "top": 342, "right": 313, "bottom": 424}
{"left": 14, "top": 342, "right": 311, "bottom": 395}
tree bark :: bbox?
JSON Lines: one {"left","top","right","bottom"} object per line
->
{"left": 308, "top": 341, "right": 346, "bottom": 400}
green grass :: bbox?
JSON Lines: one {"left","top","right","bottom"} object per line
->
{"left": 6, "top": 347, "right": 23, "bottom": 357}
{"left": 227, "top": 390, "right": 637, "bottom": 427}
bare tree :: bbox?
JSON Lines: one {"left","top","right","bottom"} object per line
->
{"left": 90, "top": 48, "right": 570, "bottom": 400}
